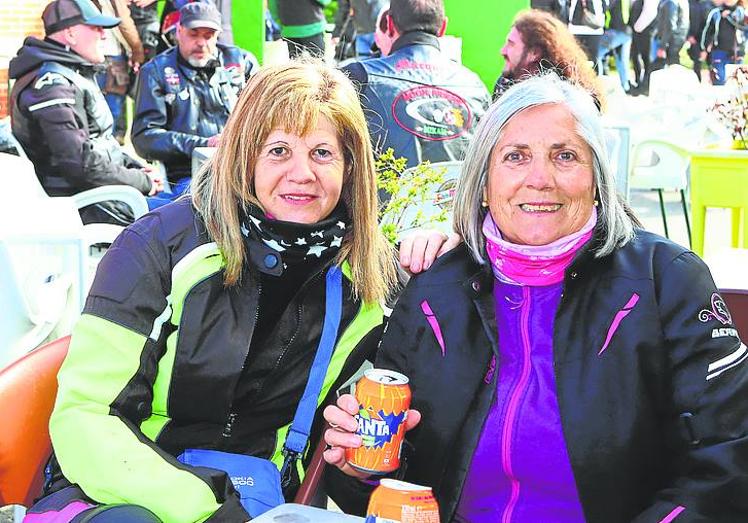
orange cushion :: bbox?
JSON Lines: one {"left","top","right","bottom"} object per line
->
{"left": 0, "top": 336, "right": 69, "bottom": 507}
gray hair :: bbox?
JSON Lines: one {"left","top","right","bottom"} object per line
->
{"left": 453, "top": 72, "right": 636, "bottom": 264}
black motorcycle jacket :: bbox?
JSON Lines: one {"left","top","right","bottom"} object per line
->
{"left": 131, "top": 44, "right": 254, "bottom": 182}
{"left": 9, "top": 37, "right": 151, "bottom": 199}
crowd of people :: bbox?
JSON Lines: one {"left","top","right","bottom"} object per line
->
{"left": 534, "top": 0, "right": 748, "bottom": 93}
{"left": 5, "top": 0, "right": 748, "bottom": 522}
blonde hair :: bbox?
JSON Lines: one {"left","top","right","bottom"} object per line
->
{"left": 191, "top": 60, "right": 397, "bottom": 303}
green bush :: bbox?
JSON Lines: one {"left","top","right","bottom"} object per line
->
{"left": 376, "top": 149, "right": 449, "bottom": 244}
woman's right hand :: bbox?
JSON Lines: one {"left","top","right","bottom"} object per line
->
{"left": 322, "top": 394, "right": 421, "bottom": 478}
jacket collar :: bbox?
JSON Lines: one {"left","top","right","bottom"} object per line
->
{"left": 391, "top": 31, "right": 440, "bottom": 54}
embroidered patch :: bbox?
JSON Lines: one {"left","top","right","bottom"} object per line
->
{"left": 698, "top": 293, "right": 732, "bottom": 326}
{"left": 391, "top": 86, "right": 472, "bottom": 141}
{"left": 712, "top": 327, "right": 739, "bottom": 339}
{"left": 223, "top": 62, "right": 244, "bottom": 81}
{"left": 164, "top": 66, "right": 180, "bottom": 87}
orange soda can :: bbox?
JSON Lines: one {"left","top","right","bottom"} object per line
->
{"left": 365, "top": 478, "right": 440, "bottom": 523}
{"left": 346, "top": 368, "right": 411, "bottom": 474}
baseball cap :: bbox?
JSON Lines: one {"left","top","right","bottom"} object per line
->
{"left": 179, "top": 2, "right": 222, "bottom": 32}
{"left": 43, "top": 0, "right": 120, "bottom": 35}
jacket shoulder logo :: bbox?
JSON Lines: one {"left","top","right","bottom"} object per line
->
{"left": 698, "top": 292, "right": 732, "bottom": 325}
{"left": 34, "top": 72, "right": 66, "bottom": 90}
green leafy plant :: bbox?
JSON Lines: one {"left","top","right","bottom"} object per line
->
{"left": 376, "top": 149, "right": 450, "bottom": 244}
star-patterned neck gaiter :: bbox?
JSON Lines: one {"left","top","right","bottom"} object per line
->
{"left": 240, "top": 202, "right": 350, "bottom": 269}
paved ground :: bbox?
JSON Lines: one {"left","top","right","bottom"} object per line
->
{"left": 0, "top": 506, "right": 15, "bottom": 522}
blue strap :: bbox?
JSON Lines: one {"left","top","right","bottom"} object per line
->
{"left": 282, "top": 265, "right": 343, "bottom": 464}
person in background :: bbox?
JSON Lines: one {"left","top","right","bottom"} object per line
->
{"left": 373, "top": 4, "right": 394, "bottom": 56}
{"left": 323, "top": 72, "right": 748, "bottom": 522}
{"left": 132, "top": 1, "right": 256, "bottom": 208}
{"left": 333, "top": 0, "right": 388, "bottom": 60}
{"left": 269, "top": 0, "right": 329, "bottom": 58}
{"left": 342, "top": 0, "right": 489, "bottom": 169}
{"left": 687, "top": 0, "right": 714, "bottom": 81}
{"left": 9, "top": 0, "right": 161, "bottom": 225}
{"left": 654, "top": 0, "right": 690, "bottom": 67}
{"left": 128, "top": 0, "right": 160, "bottom": 62}
{"left": 629, "top": 0, "right": 658, "bottom": 94}
{"left": 561, "top": 0, "right": 608, "bottom": 64}
{"left": 596, "top": 0, "right": 633, "bottom": 92}
{"left": 494, "top": 9, "right": 604, "bottom": 106}
{"left": 94, "top": 0, "right": 145, "bottom": 144}
{"left": 701, "top": 0, "right": 746, "bottom": 85}
{"left": 215, "top": 0, "right": 234, "bottom": 45}
{"left": 24, "top": 59, "right": 452, "bottom": 522}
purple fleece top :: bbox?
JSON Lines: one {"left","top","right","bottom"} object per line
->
{"left": 454, "top": 281, "right": 586, "bottom": 522}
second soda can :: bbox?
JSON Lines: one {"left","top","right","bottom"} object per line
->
{"left": 346, "top": 368, "right": 411, "bottom": 474}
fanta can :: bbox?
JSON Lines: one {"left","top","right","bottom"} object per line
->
{"left": 346, "top": 369, "right": 411, "bottom": 474}
{"left": 365, "top": 478, "right": 440, "bottom": 522}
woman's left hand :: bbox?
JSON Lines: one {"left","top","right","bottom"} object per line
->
{"left": 399, "top": 229, "right": 461, "bottom": 274}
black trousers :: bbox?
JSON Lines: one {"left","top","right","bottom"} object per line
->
{"left": 631, "top": 31, "right": 653, "bottom": 86}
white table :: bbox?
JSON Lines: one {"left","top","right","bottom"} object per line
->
{"left": 251, "top": 503, "right": 364, "bottom": 522}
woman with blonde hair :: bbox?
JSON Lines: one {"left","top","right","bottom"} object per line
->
{"left": 26, "top": 60, "right": 441, "bottom": 522}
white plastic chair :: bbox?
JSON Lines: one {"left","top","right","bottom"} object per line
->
{"left": 603, "top": 123, "right": 631, "bottom": 201}
{"left": 629, "top": 139, "right": 692, "bottom": 244}
{"left": 0, "top": 153, "right": 148, "bottom": 367}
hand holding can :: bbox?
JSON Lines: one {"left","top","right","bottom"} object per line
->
{"left": 323, "top": 371, "right": 421, "bottom": 478}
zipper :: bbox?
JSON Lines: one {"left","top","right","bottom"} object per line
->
{"left": 500, "top": 286, "right": 532, "bottom": 523}
{"left": 222, "top": 265, "right": 327, "bottom": 438}
{"left": 222, "top": 278, "right": 263, "bottom": 440}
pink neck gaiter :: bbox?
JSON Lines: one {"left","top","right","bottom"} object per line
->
{"left": 482, "top": 208, "right": 597, "bottom": 286}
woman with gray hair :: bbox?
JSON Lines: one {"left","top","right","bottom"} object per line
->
{"left": 323, "top": 73, "right": 748, "bottom": 521}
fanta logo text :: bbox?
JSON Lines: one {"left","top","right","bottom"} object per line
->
{"left": 356, "top": 407, "right": 405, "bottom": 448}
{"left": 230, "top": 475, "right": 255, "bottom": 487}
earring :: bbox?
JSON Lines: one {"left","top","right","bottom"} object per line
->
{"left": 481, "top": 200, "right": 489, "bottom": 208}
{"left": 593, "top": 200, "right": 599, "bottom": 207}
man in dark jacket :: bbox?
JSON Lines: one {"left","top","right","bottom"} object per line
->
{"left": 132, "top": 1, "right": 255, "bottom": 207}
{"left": 655, "top": 0, "right": 690, "bottom": 65}
{"left": 342, "top": 0, "right": 490, "bottom": 169}
{"left": 686, "top": 0, "right": 712, "bottom": 81}
{"left": 700, "top": 0, "right": 745, "bottom": 85}
{"left": 9, "top": 0, "right": 161, "bottom": 225}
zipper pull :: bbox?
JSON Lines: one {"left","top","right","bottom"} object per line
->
{"left": 222, "top": 412, "right": 237, "bottom": 438}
